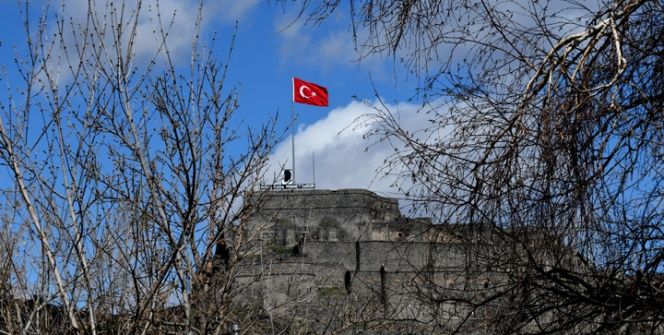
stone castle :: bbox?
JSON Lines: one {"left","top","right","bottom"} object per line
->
{"left": 233, "top": 188, "right": 497, "bottom": 334}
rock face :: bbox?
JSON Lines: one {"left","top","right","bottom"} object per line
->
{"left": 234, "top": 189, "right": 494, "bottom": 333}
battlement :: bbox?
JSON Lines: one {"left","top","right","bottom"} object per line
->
{"left": 224, "top": 188, "right": 587, "bottom": 333}
{"left": 251, "top": 188, "right": 402, "bottom": 222}
{"left": 246, "top": 188, "right": 442, "bottom": 246}
{"left": 235, "top": 188, "right": 486, "bottom": 333}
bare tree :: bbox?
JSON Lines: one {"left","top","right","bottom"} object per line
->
{"left": 294, "top": 0, "right": 664, "bottom": 333}
{"left": 0, "top": 1, "right": 279, "bottom": 334}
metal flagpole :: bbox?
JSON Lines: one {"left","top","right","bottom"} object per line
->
{"left": 312, "top": 152, "right": 316, "bottom": 187}
{"left": 291, "top": 103, "right": 296, "bottom": 184}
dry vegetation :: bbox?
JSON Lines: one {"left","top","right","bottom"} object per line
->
{"left": 296, "top": 0, "right": 663, "bottom": 333}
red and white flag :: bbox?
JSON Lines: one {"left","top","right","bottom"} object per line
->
{"left": 293, "top": 77, "right": 328, "bottom": 107}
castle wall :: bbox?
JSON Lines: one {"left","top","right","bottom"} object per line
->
{"left": 235, "top": 188, "right": 493, "bottom": 333}
{"left": 251, "top": 189, "right": 401, "bottom": 221}
{"left": 224, "top": 188, "right": 597, "bottom": 334}
{"left": 246, "top": 189, "right": 436, "bottom": 244}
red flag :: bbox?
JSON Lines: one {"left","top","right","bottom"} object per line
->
{"left": 293, "top": 77, "right": 328, "bottom": 107}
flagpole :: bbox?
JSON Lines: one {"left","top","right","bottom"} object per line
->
{"left": 292, "top": 76, "right": 328, "bottom": 187}
{"left": 312, "top": 152, "right": 316, "bottom": 187}
{"left": 291, "top": 103, "right": 296, "bottom": 184}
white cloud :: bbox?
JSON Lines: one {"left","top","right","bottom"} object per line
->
{"left": 273, "top": 0, "right": 601, "bottom": 78}
{"left": 130, "top": 0, "right": 204, "bottom": 61}
{"left": 210, "top": 0, "right": 261, "bottom": 23}
{"left": 43, "top": 0, "right": 231, "bottom": 85}
{"left": 274, "top": 12, "right": 385, "bottom": 73}
{"left": 275, "top": 16, "right": 313, "bottom": 67}
{"left": 267, "top": 100, "right": 437, "bottom": 197}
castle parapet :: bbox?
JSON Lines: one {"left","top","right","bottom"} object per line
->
{"left": 251, "top": 188, "right": 401, "bottom": 222}
{"left": 245, "top": 188, "right": 455, "bottom": 251}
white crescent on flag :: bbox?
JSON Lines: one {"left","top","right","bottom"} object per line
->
{"left": 299, "top": 85, "right": 313, "bottom": 99}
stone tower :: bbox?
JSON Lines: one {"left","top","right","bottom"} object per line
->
{"left": 232, "top": 188, "right": 495, "bottom": 334}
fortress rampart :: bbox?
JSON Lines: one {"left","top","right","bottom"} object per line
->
{"left": 206, "top": 188, "right": 621, "bottom": 334}
{"left": 232, "top": 189, "right": 496, "bottom": 333}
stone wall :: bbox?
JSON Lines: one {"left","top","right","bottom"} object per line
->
{"left": 224, "top": 188, "right": 600, "bottom": 334}
{"left": 246, "top": 188, "right": 438, "bottom": 246}
{"left": 230, "top": 188, "right": 498, "bottom": 333}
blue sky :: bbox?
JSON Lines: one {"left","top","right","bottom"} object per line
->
{"left": 0, "top": 1, "right": 609, "bottom": 199}
{"left": 0, "top": 1, "right": 429, "bottom": 298}
{"left": 225, "top": 2, "right": 426, "bottom": 192}
{"left": 211, "top": 1, "right": 423, "bottom": 194}
{"left": 0, "top": 0, "right": 430, "bottom": 197}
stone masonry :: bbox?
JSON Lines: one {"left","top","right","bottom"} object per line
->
{"left": 234, "top": 189, "right": 496, "bottom": 334}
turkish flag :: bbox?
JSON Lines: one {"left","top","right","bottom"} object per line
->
{"left": 293, "top": 77, "right": 328, "bottom": 107}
